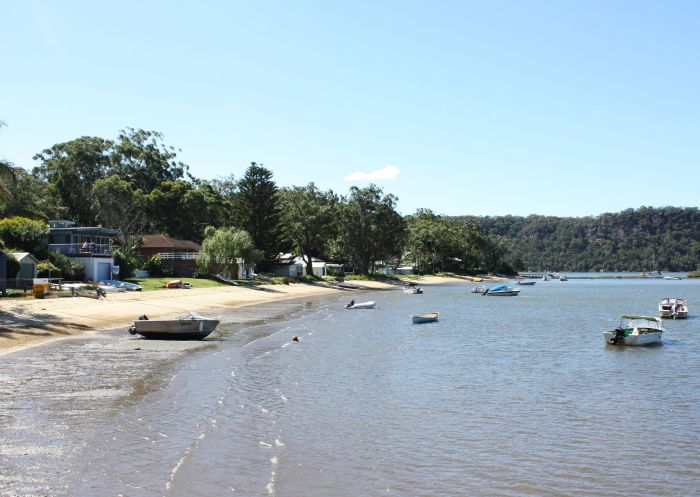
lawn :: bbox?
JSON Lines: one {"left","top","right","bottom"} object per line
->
{"left": 127, "top": 277, "right": 228, "bottom": 292}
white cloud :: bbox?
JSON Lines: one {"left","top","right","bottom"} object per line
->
{"left": 343, "top": 165, "right": 400, "bottom": 182}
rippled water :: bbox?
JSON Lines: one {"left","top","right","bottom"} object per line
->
{"left": 1, "top": 279, "right": 699, "bottom": 496}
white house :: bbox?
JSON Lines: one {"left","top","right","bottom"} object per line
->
{"left": 274, "top": 254, "right": 343, "bottom": 278}
{"left": 47, "top": 220, "right": 121, "bottom": 282}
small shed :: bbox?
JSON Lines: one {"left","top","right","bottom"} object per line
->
{"left": 9, "top": 252, "right": 39, "bottom": 289}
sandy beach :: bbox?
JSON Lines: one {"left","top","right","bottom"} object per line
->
{"left": 0, "top": 276, "right": 485, "bottom": 356}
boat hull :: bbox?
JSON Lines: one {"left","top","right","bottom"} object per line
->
{"left": 412, "top": 312, "right": 439, "bottom": 324}
{"left": 130, "top": 319, "right": 220, "bottom": 340}
{"left": 604, "top": 331, "right": 662, "bottom": 345}
{"left": 485, "top": 290, "right": 520, "bottom": 296}
{"left": 345, "top": 301, "right": 376, "bottom": 309}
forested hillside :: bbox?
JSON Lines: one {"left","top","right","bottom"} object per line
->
{"left": 456, "top": 207, "right": 700, "bottom": 272}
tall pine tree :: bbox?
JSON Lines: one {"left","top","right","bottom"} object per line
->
{"left": 234, "top": 163, "right": 281, "bottom": 271}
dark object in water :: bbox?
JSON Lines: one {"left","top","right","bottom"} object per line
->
{"left": 292, "top": 335, "right": 299, "bottom": 342}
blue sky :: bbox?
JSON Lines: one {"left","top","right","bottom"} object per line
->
{"left": 1, "top": 1, "right": 698, "bottom": 217}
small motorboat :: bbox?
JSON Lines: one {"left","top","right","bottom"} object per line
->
{"left": 345, "top": 300, "right": 376, "bottom": 309}
{"left": 604, "top": 315, "right": 664, "bottom": 346}
{"left": 559, "top": 275, "right": 568, "bottom": 281}
{"left": 129, "top": 311, "right": 220, "bottom": 340}
{"left": 482, "top": 284, "right": 521, "bottom": 296}
{"left": 403, "top": 283, "right": 423, "bottom": 294}
{"left": 516, "top": 280, "right": 536, "bottom": 286}
{"left": 412, "top": 312, "right": 439, "bottom": 324}
{"left": 659, "top": 298, "right": 688, "bottom": 319}
{"left": 663, "top": 276, "right": 682, "bottom": 280}
{"left": 471, "top": 285, "right": 488, "bottom": 294}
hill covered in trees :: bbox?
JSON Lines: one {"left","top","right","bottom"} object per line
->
{"left": 456, "top": 207, "right": 700, "bottom": 272}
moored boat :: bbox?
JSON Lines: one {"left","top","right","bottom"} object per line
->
{"left": 403, "top": 283, "right": 423, "bottom": 294}
{"left": 412, "top": 312, "right": 439, "bottom": 324}
{"left": 483, "top": 284, "right": 521, "bottom": 296}
{"left": 604, "top": 315, "right": 664, "bottom": 345}
{"left": 516, "top": 280, "right": 536, "bottom": 286}
{"left": 659, "top": 298, "right": 688, "bottom": 319}
{"left": 128, "top": 311, "right": 220, "bottom": 340}
{"left": 345, "top": 300, "right": 376, "bottom": 309}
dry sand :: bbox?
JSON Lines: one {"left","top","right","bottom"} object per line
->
{"left": 0, "top": 276, "right": 482, "bottom": 356}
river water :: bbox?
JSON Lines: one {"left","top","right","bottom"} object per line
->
{"left": 1, "top": 279, "right": 699, "bottom": 497}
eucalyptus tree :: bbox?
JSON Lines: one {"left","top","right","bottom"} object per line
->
{"left": 234, "top": 163, "right": 281, "bottom": 271}
{"left": 32, "top": 136, "right": 114, "bottom": 225}
{"left": 0, "top": 120, "right": 17, "bottom": 201}
{"left": 405, "top": 209, "right": 464, "bottom": 273}
{"left": 111, "top": 128, "right": 189, "bottom": 192}
{"left": 278, "top": 183, "right": 339, "bottom": 276}
{"left": 146, "top": 180, "right": 222, "bottom": 242}
{"left": 91, "top": 175, "right": 148, "bottom": 249}
{"left": 341, "top": 184, "right": 405, "bottom": 275}
{"left": 196, "top": 226, "right": 261, "bottom": 279}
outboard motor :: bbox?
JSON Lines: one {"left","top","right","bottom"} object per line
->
{"left": 611, "top": 328, "right": 624, "bottom": 345}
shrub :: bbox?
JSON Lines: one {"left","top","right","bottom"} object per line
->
{"left": 37, "top": 262, "right": 60, "bottom": 278}
{"left": 113, "top": 247, "right": 138, "bottom": 279}
{"left": 143, "top": 255, "right": 173, "bottom": 277}
{"left": 48, "top": 250, "right": 85, "bottom": 281}
{"left": 0, "top": 217, "right": 49, "bottom": 252}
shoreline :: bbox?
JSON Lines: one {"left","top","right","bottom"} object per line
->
{"left": 0, "top": 276, "right": 478, "bottom": 356}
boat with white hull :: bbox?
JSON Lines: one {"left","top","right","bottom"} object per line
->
{"left": 659, "top": 298, "right": 688, "bottom": 319}
{"left": 345, "top": 300, "right": 376, "bottom": 309}
{"left": 604, "top": 315, "right": 664, "bottom": 346}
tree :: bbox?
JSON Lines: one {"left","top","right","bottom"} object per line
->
{"left": 0, "top": 216, "right": 49, "bottom": 252}
{"left": 278, "top": 183, "right": 338, "bottom": 276}
{"left": 32, "top": 136, "right": 114, "bottom": 225}
{"left": 91, "top": 175, "right": 148, "bottom": 249}
{"left": 234, "top": 163, "right": 281, "bottom": 270}
{"left": 0, "top": 168, "right": 54, "bottom": 220}
{"left": 0, "top": 120, "right": 17, "bottom": 202}
{"left": 405, "top": 209, "right": 463, "bottom": 273}
{"left": 340, "top": 185, "right": 405, "bottom": 275}
{"left": 146, "top": 180, "right": 223, "bottom": 242}
{"left": 196, "top": 226, "right": 261, "bottom": 278}
{"left": 111, "top": 128, "right": 188, "bottom": 192}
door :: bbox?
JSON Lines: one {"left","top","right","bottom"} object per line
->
{"left": 97, "top": 262, "right": 112, "bottom": 281}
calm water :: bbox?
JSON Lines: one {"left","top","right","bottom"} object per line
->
{"left": 1, "top": 279, "right": 699, "bottom": 497}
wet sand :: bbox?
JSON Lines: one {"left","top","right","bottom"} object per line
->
{"left": 0, "top": 277, "right": 476, "bottom": 356}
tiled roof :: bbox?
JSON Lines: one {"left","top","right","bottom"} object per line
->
{"left": 139, "top": 234, "right": 201, "bottom": 251}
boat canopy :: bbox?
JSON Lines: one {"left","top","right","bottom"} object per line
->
{"left": 489, "top": 284, "right": 506, "bottom": 292}
{"left": 621, "top": 315, "right": 660, "bottom": 321}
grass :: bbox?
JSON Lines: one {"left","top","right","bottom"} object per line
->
{"left": 127, "top": 277, "right": 227, "bottom": 292}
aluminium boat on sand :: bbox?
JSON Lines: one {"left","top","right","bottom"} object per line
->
{"left": 129, "top": 311, "right": 220, "bottom": 340}
{"left": 604, "top": 315, "right": 664, "bottom": 346}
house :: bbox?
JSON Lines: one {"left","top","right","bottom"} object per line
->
{"left": 137, "top": 234, "right": 201, "bottom": 277}
{"left": 273, "top": 254, "right": 344, "bottom": 278}
{"left": 47, "top": 220, "right": 121, "bottom": 282}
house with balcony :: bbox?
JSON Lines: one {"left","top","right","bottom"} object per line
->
{"left": 47, "top": 220, "right": 121, "bottom": 282}
{"left": 137, "top": 234, "right": 201, "bottom": 277}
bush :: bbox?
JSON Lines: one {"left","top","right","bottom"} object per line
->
{"left": 37, "top": 262, "right": 60, "bottom": 278}
{"left": 0, "top": 217, "right": 49, "bottom": 252}
{"left": 113, "top": 247, "right": 138, "bottom": 279}
{"left": 48, "top": 250, "right": 85, "bottom": 281}
{"left": 142, "top": 255, "right": 173, "bottom": 277}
